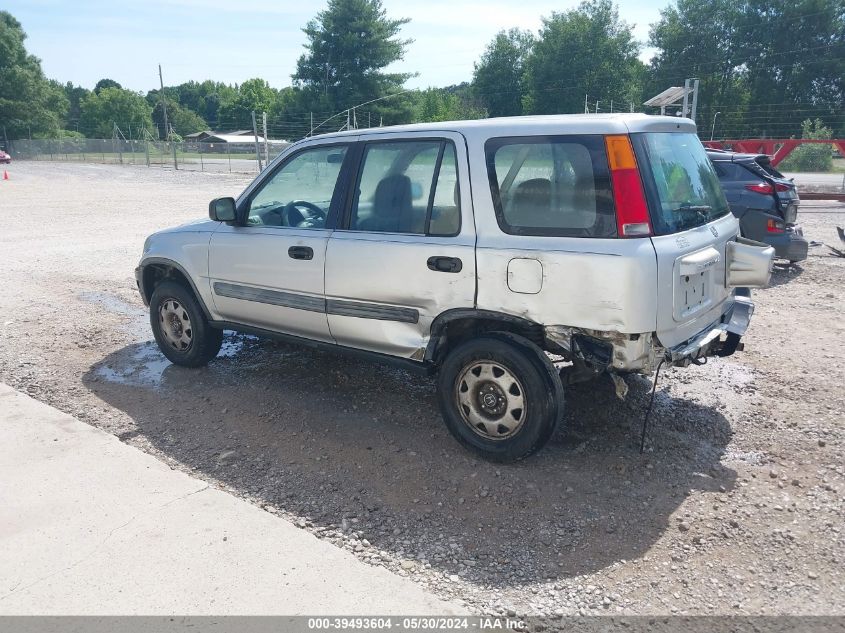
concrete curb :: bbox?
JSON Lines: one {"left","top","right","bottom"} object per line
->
{"left": 0, "top": 384, "right": 463, "bottom": 615}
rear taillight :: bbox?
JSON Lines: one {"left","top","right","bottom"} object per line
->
{"left": 766, "top": 218, "right": 785, "bottom": 233}
{"left": 746, "top": 182, "right": 791, "bottom": 195}
{"left": 605, "top": 135, "right": 651, "bottom": 237}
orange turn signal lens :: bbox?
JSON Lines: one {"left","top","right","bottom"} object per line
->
{"left": 605, "top": 135, "right": 638, "bottom": 171}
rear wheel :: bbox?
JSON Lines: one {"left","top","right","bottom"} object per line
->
{"left": 150, "top": 281, "right": 222, "bottom": 367}
{"left": 436, "top": 333, "right": 563, "bottom": 462}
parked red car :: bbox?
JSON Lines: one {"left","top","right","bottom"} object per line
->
{"left": 0, "top": 150, "right": 10, "bottom": 164}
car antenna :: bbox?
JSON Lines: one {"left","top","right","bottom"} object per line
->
{"left": 640, "top": 359, "right": 666, "bottom": 453}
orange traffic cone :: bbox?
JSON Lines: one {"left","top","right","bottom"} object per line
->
{"left": 2, "top": 171, "right": 7, "bottom": 180}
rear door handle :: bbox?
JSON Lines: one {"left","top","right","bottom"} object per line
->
{"left": 288, "top": 246, "right": 314, "bottom": 260}
{"left": 427, "top": 256, "right": 462, "bottom": 273}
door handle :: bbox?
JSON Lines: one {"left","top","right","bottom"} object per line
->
{"left": 288, "top": 246, "right": 314, "bottom": 260}
{"left": 427, "top": 256, "right": 462, "bottom": 273}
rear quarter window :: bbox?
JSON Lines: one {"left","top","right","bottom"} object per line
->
{"left": 485, "top": 135, "right": 616, "bottom": 238}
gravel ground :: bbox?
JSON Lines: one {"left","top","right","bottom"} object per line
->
{"left": 1, "top": 162, "right": 843, "bottom": 616}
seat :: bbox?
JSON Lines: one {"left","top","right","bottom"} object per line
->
{"left": 358, "top": 174, "right": 413, "bottom": 233}
{"left": 507, "top": 178, "right": 552, "bottom": 227}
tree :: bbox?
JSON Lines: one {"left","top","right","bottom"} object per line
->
{"left": 293, "top": 0, "right": 413, "bottom": 122}
{"left": 648, "top": 0, "right": 845, "bottom": 138}
{"left": 415, "top": 85, "right": 486, "bottom": 123}
{"left": 151, "top": 97, "right": 208, "bottom": 138}
{"left": 0, "top": 11, "right": 68, "bottom": 138}
{"left": 779, "top": 119, "right": 834, "bottom": 172}
{"left": 522, "top": 0, "right": 640, "bottom": 115}
{"left": 648, "top": 0, "right": 749, "bottom": 135}
{"left": 739, "top": 0, "right": 845, "bottom": 138}
{"left": 62, "top": 82, "right": 90, "bottom": 133}
{"left": 473, "top": 29, "right": 534, "bottom": 117}
{"left": 216, "top": 78, "right": 277, "bottom": 131}
{"left": 79, "top": 87, "right": 153, "bottom": 138}
{"left": 94, "top": 78, "right": 122, "bottom": 94}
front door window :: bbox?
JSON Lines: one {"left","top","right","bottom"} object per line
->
{"left": 247, "top": 145, "right": 348, "bottom": 229}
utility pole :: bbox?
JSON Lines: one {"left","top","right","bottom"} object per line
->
{"left": 595, "top": 101, "right": 600, "bottom": 114}
{"left": 2, "top": 125, "right": 8, "bottom": 151}
{"left": 610, "top": 100, "right": 613, "bottom": 113}
{"left": 251, "top": 111, "right": 263, "bottom": 172}
{"left": 262, "top": 111, "right": 269, "bottom": 165}
{"left": 158, "top": 64, "right": 170, "bottom": 141}
{"left": 309, "top": 112, "right": 313, "bottom": 137}
{"left": 159, "top": 64, "right": 177, "bottom": 169}
{"left": 584, "top": 94, "right": 588, "bottom": 114}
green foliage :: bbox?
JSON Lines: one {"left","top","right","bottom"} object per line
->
{"left": 216, "top": 78, "right": 276, "bottom": 131}
{"left": 414, "top": 85, "right": 486, "bottom": 123}
{"left": 150, "top": 96, "right": 208, "bottom": 138}
{"left": 62, "top": 82, "right": 90, "bottom": 131}
{"left": 33, "top": 128, "right": 84, "bottom": 140}
{"left": 648, "top": 0, "right": 845, "bottom": 138}
{"left": 779, "top": 119, "right": 834, "bottom": 172}
{"left": 522, "top": 0, "right": 640, "bottom": 115}
{"left": 78, "top": 87, "right": 153, "bottom": 138}
{"left": 0, "top": 11, "right": 68, "bottom": 137}
{"left": 293, "top": 0, "right": 413, "bottom": 122}
{"left": 94, "top": 78, "right": 122, "bottom": 94}
{"left": 473, "top": 29, "right": 533, "bottom": 117}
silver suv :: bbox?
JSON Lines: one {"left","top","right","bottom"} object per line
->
{"left": 136, "top": 114, "right": 774, "bottom": 461}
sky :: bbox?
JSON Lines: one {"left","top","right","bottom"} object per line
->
{"left": 6, "top": 0, "right": 665, "bottom": 93}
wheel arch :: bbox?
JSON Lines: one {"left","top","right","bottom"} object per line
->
{"left": 425, "top": 308, "right": 546, "bottom": 367}
{"left": 139, "top": 257, "right": 213, "bottom": 320}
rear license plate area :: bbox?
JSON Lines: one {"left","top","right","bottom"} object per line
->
{"left": 675, "top": 270, "right": 712, "bottom": 320}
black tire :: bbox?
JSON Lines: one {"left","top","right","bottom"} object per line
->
{"left": 436, "top": 332, "right": 564, "bottom": 462}
{"left": 150, "top": 280, "right": 223, "bottom": 368}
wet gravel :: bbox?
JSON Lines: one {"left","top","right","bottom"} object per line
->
{"left": 1, "top": 162, "right": 843, "bottom": 616}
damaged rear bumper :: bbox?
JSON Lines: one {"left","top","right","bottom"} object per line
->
{"left": 546, "top": 289, "right": 755, "bottom": 377}
{"left": 665, "top": 289, "right": 753, "bottom": 365}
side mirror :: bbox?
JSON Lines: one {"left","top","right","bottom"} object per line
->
{"left": 209, "top": 197, "right": 237, "bottom": 222}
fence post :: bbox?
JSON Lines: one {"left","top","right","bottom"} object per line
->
{"left": 172, "top": 141, "right": 178, "bottom": 170}
{"left": 199, "top": 144, "right": 204, "bottom": 172}
{"left": 227, "top": 144, "right": 231, "bottom": 173}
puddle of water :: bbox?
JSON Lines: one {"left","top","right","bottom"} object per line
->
{"left": 95, "top": 342, "right": 171, "bottom": 386}
{"left": 219, "top": 333, "right": 258, "bottom": 358}
{"left": 95, "top": 332, "right": 256, "bottom": 387}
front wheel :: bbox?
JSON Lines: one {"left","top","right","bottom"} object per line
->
{"left": 436, "top": 333, "right": 563, "bottom": 462}
{"left": 150, "top": 281, "right": 223, "bottom": 367}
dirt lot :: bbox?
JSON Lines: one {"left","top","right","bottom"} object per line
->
{"left": 1, "top": 162, "right": 843, "bottom": 616}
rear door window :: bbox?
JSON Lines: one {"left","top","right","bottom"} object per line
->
{"left": 348, "top": 140, "right": 460, "bottom": 236}
{"left": 633, "top": 132, "right": 730, "bottom": 235}
{"left": 485, "top": 135, "right": 616, "bottom": 237}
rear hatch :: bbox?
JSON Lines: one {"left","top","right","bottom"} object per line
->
{"left": 631, "top": 131, "right": 741, "bottom": 349}
{"left": 741, "top": 155, "right": 800, "bottom": 224}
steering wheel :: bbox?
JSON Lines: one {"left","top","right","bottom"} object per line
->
{"left": 281, "top": 200, "right": 326, "bottom": 227}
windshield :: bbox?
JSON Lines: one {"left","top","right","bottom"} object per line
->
{"left": 633, "top": 132, "right": 730, "bottom": 235}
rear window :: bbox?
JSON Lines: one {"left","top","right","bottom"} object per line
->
{"left": 485, "top": 135, "right": 616, "bottom": 237}
{"left": 632, "top": 133, "right": 730, "bottom": 235}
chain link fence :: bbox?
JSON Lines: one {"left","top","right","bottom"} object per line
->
{"left": 5, "top": 138, "right": 291, "bottom": 174}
